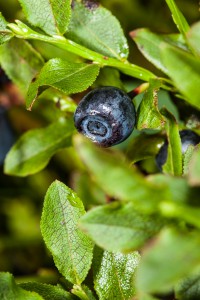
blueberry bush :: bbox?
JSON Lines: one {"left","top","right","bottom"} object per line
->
{"left": 0, "top": 0, "right": 200, "bottom": 299}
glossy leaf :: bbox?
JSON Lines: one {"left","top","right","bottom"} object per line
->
{"left": 165, "top": 0, "right": 190, "bottom": 36}
{"left": 18, "top": 0, "right": 71, "bottom": 35}
{"left": 187, "top": 21, "right": 200, "bottom": 57}
{"left": 161, "top": 44, "right": 200, "bottom": 109}
{"left": 66, "top": 1, "right": 129, "bottom": 59}
{"left": 26, "top": 58, "right": 100, "bottom": 110}
{"left": 41, "top": 181, "right": 94, "bottom": 284}
{"left": 136, "top": 228, "right": 200, "bottom": 293}
{"left": 162, "top": 109, "right": 182, "bottom": 176}
{"left": 19, "top": 282, "right": 75, "bottom": 300}
{"left": 74, "top": 136, "right": 168, "bottom": 213}
{"left": 126, "top": 132, "right": 164, "bottom": 163}
{"left": 4, "top": 118, "right": 74, "bottom": 177}
{"left": 93, "top": 248, "right": 140, "bottom": 300}
{"left": 80, "top": 202, "right": 163, "bottom": 252}
{"left": 0, "top": 38, "right": 44, "bottom": 93}
{"left": 188, "top": 145, "right": 200, "bottom": 186}
{"left": 137, "top": 79, "right": 166, "bottom": 130}
{"left": 0, "top": 12, "right": 13, "bottom": 44}
{"left": 0, "top": 272, "right": 43, "bottom": 300}
{"left": 175, "top": 272, "right": 200, "bottom": 300}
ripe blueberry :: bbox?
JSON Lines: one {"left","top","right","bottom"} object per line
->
{"left": 74, "top": 86, "right": 136, "bottom": 147}
{"left": 155, "top": 129, "right": 200, "bottom": 171}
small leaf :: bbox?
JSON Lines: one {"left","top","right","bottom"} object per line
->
{"left": 19, "top": 282, "right": 75, "bottom": 300}
{"left": 18, "top": 0, "right": 71, "bottom": 35}
{"left": 136, "top": 228, "right": 200, "bottom": 293}
{"left": 126, "top": 132, "right": 164, "bottom": 163}
{"left": 162, "top": 109, "right": 182, "bottom": 176}
{"left": 80, "top": 202, "right": 164, "bottom": 252}
{"left": 41, "top": 181, "right": 94, "bottom": 284}
{"left": 93, "top": 248, "right": 140, "bottom": 300}
{"left": 0, "top": 38, "right": 44, "bottom": 93}
{"left": 160, "top": 44, "right": 200, "bottom": 109}
{"left": 4, "top": 118, "right": 74, "bottom": 177}
{"left": 175, "top": 272, "right": 200, "bottom": 300}
{"left": 137, "top": 79, "right": 166, "bottom": 130}
{"left": 165, "top": 0, "right": 190, "bottom": 36}
{"left": 0, "top": 12, "right": 13, "bottom": 44}
{"left": 66, "top": 1, "right": 129, "bottom": 59}
{"left": 74, "top": 135, "right": 168, "bottom": 213}
{"left": 26, "top": 58, "right": 100, "bottom": 110}
{"left": 187, "top": 21, "right": 200, "bottom": 57}
{"left": 0, "top": 272, "right": 43, "bottom": 300}
{"left": 188, "top": 145, "right": 200, "bottom": 186}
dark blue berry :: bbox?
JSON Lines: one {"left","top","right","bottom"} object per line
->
{"left": 0, "top": 106, "right": 15, "bottom": 165}
{"left": 156, "top": 129, "right": 200, "bottom": 171}
{"left": 74, "top": 86, "right": 136, "bottom": 147}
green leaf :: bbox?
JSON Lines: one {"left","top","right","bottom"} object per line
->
{"left": 0, "top": 38, "right": 44, "bottom": 93}
{"left": 188, "top": 145, "right": 200, "bottom": 186}
{"left": 130, "top": 28, "right": 169, "bottom": 75}
{"left": 18, "top": 0, "right": 71, "bottom": 35}
{"left": 4, "top": 118, "right": 74, "bottom": 177}
{"left": 93, "top": 248, "right": 140, "bottom": 300}
{"left": 136, "top": 228, "right": 200, "bottom": 294}
{"left": 175, "top": 272, "right": 200, "bottom": 300}
{"left": 187, "top": 21, "right": 200, "bottom": 57}
{"left": 160, "top": 44, "right": 200, "bottom": 109}
{"left": 0, "top": 12, "right": 13, "bottom": 44}
{"left": 0, "top": 272, "right": 43, "bottom": 300}
{"left": 41, "top": 181, "right": 94, "bottom": 284}
{"left": 74, "top": 135, "right": 168, "bottom": 213}
{"left": 165, "top": 0, "right": 190, "bottom": 36}
{"left": 26, "top": 58, "right": 100, "bottom": 110}
{"left": 162, "top": 109, "right": 182, "bottom": 176}
{"left": 137, "top": 79, "right": 166, "bottom": 130}
{"left": 126, "top": 132, "right": 164, "bottom": 163}
{"left": 130, "top": 28, "right": 186, "bottom": 76}
{"left": 66, "top": 1, "right": 129, "bottom": 60}
{"left": 80, "top": 202, "right": 163, "bottom": 252}
{"left": 19, "top": 282, "right": 75, "bottom": 300}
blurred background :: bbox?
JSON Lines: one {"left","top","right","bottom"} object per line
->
{"left": 0, "top": 0, "right": 199, "bottom": 281}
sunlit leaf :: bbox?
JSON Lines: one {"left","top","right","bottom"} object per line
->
{"left": 41, "top": 181, "right": 94, "bottom": 284}
{"left": 66, "top": 1, "right": 129, "bottom": 59}
{"left": 26, "top": 58, "right": 100, "bottom": 110}
{"left": 93, "top": 248, "right": 140, "bottom": 300}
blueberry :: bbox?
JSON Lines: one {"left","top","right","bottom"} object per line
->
{"left": 0, "top": 106, "right": 15, "bottom": 165}
{"left": 156, "top": 129, "right": 200, "bottom": 171}
{"left": 74, "top": 86, "right": 136, "bottom": 147}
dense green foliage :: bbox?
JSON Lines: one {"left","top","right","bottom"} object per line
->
{"left": 0, "top": 0, "right": 200, "bottom": 299}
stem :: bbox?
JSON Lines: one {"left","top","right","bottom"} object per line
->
{"left": 8, "top": 20, "right": 173, "bottom": 89}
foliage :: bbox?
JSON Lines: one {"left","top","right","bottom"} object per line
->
{"left": 0, "top": 0, "right": 200, "bottom": 299}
